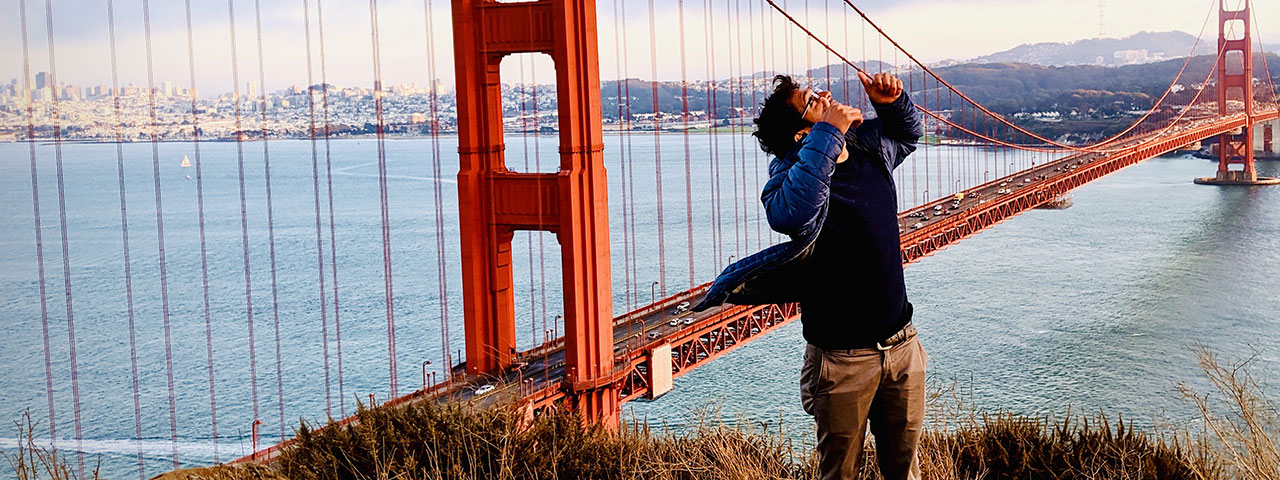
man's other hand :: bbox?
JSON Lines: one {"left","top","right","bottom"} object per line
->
{"left": 821, "top": 101, "right": 863, "bottom": 134}
{"left": 859, "top": 71, "right": 903, "bottom": 104}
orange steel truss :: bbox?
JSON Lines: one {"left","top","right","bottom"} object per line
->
{"left": 452, "top": 0, "right": 618, "bottom": 424}
{"left": 900, "top": 112, "right": 1276, "bottom": 265}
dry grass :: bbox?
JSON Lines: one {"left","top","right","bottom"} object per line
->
{"left": 1, "top": 412, "right": 101, "bottom": 480}
{"left": 1178, "top": 348, "right": 1280, "bottom": 480}
{"left": 7, "top": 348, "right": 1277, "bottom": 479}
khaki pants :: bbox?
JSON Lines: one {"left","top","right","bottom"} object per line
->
{"left": 801, "top": 336, "right": 928, "bottom": 480}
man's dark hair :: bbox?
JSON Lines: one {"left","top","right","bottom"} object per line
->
{"left": 753, "top": 75, "right": 813, "bottom": 158}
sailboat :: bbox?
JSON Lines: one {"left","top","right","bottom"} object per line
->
{"left": 180, "top": 155, "right": 192, "bottom": 168}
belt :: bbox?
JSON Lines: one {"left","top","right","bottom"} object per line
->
{"left": 874, "top": 322, "right": 916, "bottom": 351}
{"left": 816, "top": 322, "right": 917, "bottom": 353}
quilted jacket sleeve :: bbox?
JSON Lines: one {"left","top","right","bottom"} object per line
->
{"left": 847, "top": 93, "right": 923, "bottom": 173}
{"left": 760, "top": 121, "right": 846, "bottom": 239}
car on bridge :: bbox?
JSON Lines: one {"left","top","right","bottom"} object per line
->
{"left": 672, "top": 301, "right": 691, "bottom": 315}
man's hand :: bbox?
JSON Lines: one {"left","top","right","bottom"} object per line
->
{"left": 820, "top": 99, "right": 863, "bottom": 134}
{"left": 859, "top": 71, "right": 903, "bottom": 105}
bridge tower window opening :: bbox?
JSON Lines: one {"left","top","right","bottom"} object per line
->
{"left": 501, "top": 52, "right": 560, "bottom": 174}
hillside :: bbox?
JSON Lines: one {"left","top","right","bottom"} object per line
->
{"left": 968, "top": 31, "right": 1214, "bottom": 67}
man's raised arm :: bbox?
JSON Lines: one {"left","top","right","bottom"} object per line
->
{"left": 849, "top": 72, "right": 923, "bottom": 171}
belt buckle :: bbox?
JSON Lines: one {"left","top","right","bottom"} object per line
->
{"left": 875, "top": 323, "right": 912, "bottom": 351}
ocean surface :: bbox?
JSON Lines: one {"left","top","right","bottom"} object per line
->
{"left": 1, "top": 134, "right": 1277, "bottom": 478}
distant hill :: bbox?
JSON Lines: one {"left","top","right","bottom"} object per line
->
{"left": 927, "top": 53, "right": 1280, "bottom": 113}
{"left": 968, "top": 31, "right": 1216, "bottom": 67}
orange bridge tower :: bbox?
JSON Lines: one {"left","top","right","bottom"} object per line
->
{"left": 451, "top": 0, "right": 619, "bottom": 424}
{"left": 1198, "top": 0, "right": 1280, "bottom": 185}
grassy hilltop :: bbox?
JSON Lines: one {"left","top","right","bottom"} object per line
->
{"left": 8, "top": 349, "right": 1277, "bottom": 480}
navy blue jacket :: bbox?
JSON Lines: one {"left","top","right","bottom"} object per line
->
{"left": 694, "top": 93, "right": 922, "bottom": 312}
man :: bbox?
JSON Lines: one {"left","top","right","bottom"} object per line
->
{"left": 693, "top": 71, "right": 926, "bottom": 480}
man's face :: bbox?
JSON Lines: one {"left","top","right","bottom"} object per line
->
{"left": 790, "top": 86, "right": 832, "bottom": 125}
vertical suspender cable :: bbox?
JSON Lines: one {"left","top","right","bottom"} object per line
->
{"left": 749, "top": 0, "right": 762, "bottom": 249}
{"left": 104, "top": 0, "right": 145, "bottom": 474}
{"left": 520, "top": 51, "right": 536, "bottom": 349}
{"left": 612, "top": 0, "right": 633, "bottom": 311}
{"left": 622, "top": 0, "right": 640, "bottom": 309}
{"left": 531, "top": 53, "right": 549, "bottom": 345}
{"left": 44, "top": 0, "right": 90, "bottom": 472}
{"left": 805, "top": 0, "right": 811, "bottom": 81}
{"left": 648, "top": 0, "right": 666, "bottom": 297}
{"left": 725, "top": 0, "right": 741, "bottom": 260}
{"left": 824, "top": 0, "right": 830, "bottom": 91}
{"left": 368, "top": 0, "right": 399, "bottom": 399}
{"left": 315, "top": 0, "right": 347, "bottom": 417}
{"left": 140, "top": 0, "right": 178, "bottom": 468}
{"left": 678, "top": 0, "right": 695, "bottom": 289}
{"left": 249, "top": 0, "right": 289, "bottom": 440}
{"left": 18, "top": 0, "right": 58, "bottom": 465}
{"left": 516, "top": 8, "right": 549, "bottom": 340}
{"left": 180, "top": 0, "right": 219, "bottom": 460}
{"left": 735, "top": 0, "right": 751, "bottom": 254}
{"left": 704, "top": 0, "right": 723, "bottom": 269}
{"left": 225, "top": 0, "right": 261, "bottom": 431}
{"left": 860, "top": 17, "right": 865, "bottom": 111}
{"left": 842, "top": 3, "right": 849, "bottom": 103}
{"left": 524, "top": 15, "right": 549, "bottom": 346}
{"left": 424, "top": 0, "right": 452, "bottom": 372}
{"left": 300, "top": 0, "right": 333, "bottom": 418}
{"left": 784, "top": 0, "right": 791, "bottom": 74}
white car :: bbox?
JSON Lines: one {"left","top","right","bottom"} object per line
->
{"left": 683, "top": 317, "right": 694, "bottom": 325}
{"left": 474, "top": 384, "right": 495, "bottom": 396}
{"left": 671, "top": 301, "right": 691, "bottom": 316}
{"left": 667, "top": 318, "right": 679, "bottom": 327}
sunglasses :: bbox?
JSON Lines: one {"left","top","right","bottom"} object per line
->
{"left": 799, "top": 88, "right": 826, "bottom": 120}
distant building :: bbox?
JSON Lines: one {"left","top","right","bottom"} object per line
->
{"left": 35, "top": 71, "right": 50, "bottom": 90}
{"left": 1112, "top": 49, "right": 1163, "bottom": 66}
{"left": 410, "top": 113, "right": 427, "bottom": 124}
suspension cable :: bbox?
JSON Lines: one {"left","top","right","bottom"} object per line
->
{"left": 141, "top": 0, "right": 177, "bottom": 468}
{"left": 315, "top": 0, "right": 347, "bottom": 417}
{"left": 181, "top": 0, "right": 220, "bottom": 461}
{"left": 18, "top": 0, "right": 57, "bottom": 466}
{"left": 300, "top": 0, "right": 333, "bottom": 419}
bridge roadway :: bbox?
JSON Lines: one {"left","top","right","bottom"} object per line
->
{"left": 240, "top": 108, "right": 1277, "bottom": 463}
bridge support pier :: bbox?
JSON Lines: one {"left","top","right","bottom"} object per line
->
{"left": 452, "top": 0, "right": 618, "bottom": 425}
{"left": 1197, "top": 0, "right": 1279, "bottom": 186}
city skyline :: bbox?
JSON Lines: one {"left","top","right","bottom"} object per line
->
{"left": 2, "top": 0, "right": 1277, "bottom": 96}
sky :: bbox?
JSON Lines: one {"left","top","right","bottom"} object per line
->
{"left": 1, "top": 0, "right": 1278, "bottom": 96}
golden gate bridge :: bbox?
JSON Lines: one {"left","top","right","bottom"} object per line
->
{"left": 7, "top": 0, "right": 1280, "bottom": 477}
